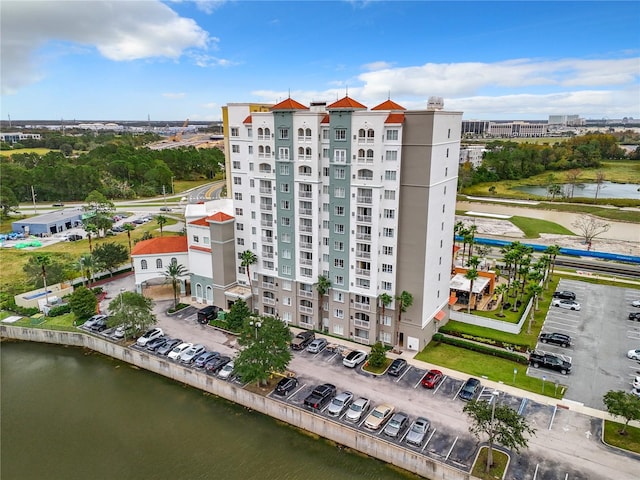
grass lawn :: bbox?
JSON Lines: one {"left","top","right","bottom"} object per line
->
{"left": 0, "top": 148, "right": 53, "bottom": 157}
{"left": 508, "top": 216, "right": 575, "bottom": 238}
{"left": 363, "top": 358, "right": 392, "bottom": 374}
{"left": 10, "top": 312, "right": 78, "bottom": 332}
{"left": 471, "top": 447, "right": 509, "bottom": 480}
{"left": 415, "top": 343, "right": 565, "bottom": 399}
{"left": 603, "top": 420, "right": 640, "bottom": 454}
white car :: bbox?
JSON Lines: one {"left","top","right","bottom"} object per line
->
{"left": 218, "top": 361, "right": 235, "bottom": 379}
{"left": 136, "top": 327, "right": 164, "bottom": 347}
{"left": 627, "top": 348, "right": 640, "bottom": 361}
{"left": 552, "top": 299, "right": 581, "bottom": 311}
{"left": 168, "top": 342, "right": 193, "bottom": 361}
{"left": 343, "top": 350, "right": 367, "bottom": 368}
{"left": 632, "top": 376, "right": 640, "bottom": 389}
{"left": 179, "top": 344, "right": 206, "bottom": 364}
{"left": 632, "top": 300, "right": 640, "bottom": 308}
{"left": 631, "top": 388, "right": 640, "bottom": 398}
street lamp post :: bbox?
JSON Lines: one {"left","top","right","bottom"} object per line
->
{"left": 120, "top": 288, "right": 125, "bottom": 310}
{"left": 249, "top": 320, "right": 262, "bottom": 340}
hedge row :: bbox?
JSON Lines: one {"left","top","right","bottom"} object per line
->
{"left": 438, "top": 327, "right": 531, "bottom": 353}
{"left": 432, "top": 333, "right": 529, "bottom": 365}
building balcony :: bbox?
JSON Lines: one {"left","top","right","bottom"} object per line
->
{"left": 356, "top": 233, "right": 371, "bottom": 241}
{"left": 356, "top": 157, "right": 374, "bottom": 164}
{"left": 354, "top": 302, "right": 371, "bottom": 311}
{"left": 299, "top": 290, "right": 313, "bottom": 298}
{"left": 356, "top": 251, "right": 371, "bottom": 259}
{"left": 262, "top": 236, "right": 273, "bottom": 244}
{"left": 259, "top": 187, "right": 272, "bottom": 194}
{"left": 353, "top": 335, "right": 370, "bottom": 345}
{"left": 299, "top": 320, "right": 314, "bottom": 330}
{"left": 260, "top": 204, "right": 273, "bottom": 211}
{"left": 357, "top": 196, "right": 373, "bottom": 204}
{"left": 299, "top": 258, "right": 313, "bottom": 266}
{"left": 262, "top": 252, "right": 274, "bottom": 259}
{"left": 354, "top": 319, "right": 370, "bottom": 328}
{"left": 299, "top": 191, "right": 313, "bottom": 198}
{"left": 262, "top": 297, "right": 276, "bottom": 306}
{"left": 356, "top": 215, "right": 371, "bottom": 223}
{"left": 299, "top": 225, "right": 313, "bottom": 233}
{"left": 299, "top": 305, "right": 313, "bottom": 314}
{"left": 297, "top": 136, "right": 312, "bottom": 143}
{"left": 297, "top": 155, "right": 312, "bottom": 161}
{"left": 262, "top": 282, "right": 276, "bottom": 290}
{"left": 356, "top": 268, "right": 371, "bottom": 277}
{"left": 299, "top": 242, "right": 312, "bottom": 250}
{"left": 261, "top": 220, "right": 273, "bottom": 227}
{"left": 299, "top": 208, "right": 312, "bottom": 216}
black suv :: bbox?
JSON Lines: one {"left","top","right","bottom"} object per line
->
{"left": 303, "top": 383, "right": 336, "bottom": 409}
{"left": 197, "top": 306, "right": 220, "bottom": 324}
{"left": 629, "top": 312, "right": 640, "bottom": 321}
{"left": 553, "top": 291, "right": 576, "bottom": 300}
{"left": 539, "top": 332, "right": 572, "bottom": 347}
{"left": 274, "top": 377, "right": 299, "bottom": 396}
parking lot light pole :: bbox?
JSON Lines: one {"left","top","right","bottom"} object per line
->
{"left": 249, "top": 320, "right": 262, "bottom": 340}
{"left": 513, "top": 368, "right": 517, "bottom": 386}
{"left": 542, "top": 375, "right": 547, "bottom": 395}
{"left": 490, "top": 390, "right": 500, "bottom": 425}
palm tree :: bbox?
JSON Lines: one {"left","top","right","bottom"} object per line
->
{"left": 78, "top": 253, "right": 98, "bottom": 287}
{"left": 315, "top": 275, "right": 331, "bottom": 331}
{"left": 164, "top": 262, "right": 188, "bottom": 310}
{"left": 464, "top": 268, "right": 479, "bottom": 314}
{"left": 123, "top": 223, "right": 135, "bottom": 262}
{"left": 526, "top": 282, "right": 543, "bottom": 334}
{"left": 240, "top": 250, "right": 257, "bottom": 293}
{"left": 494, "top": 283, "right": 508, "bottom": 317}
{"left": 466, "top": 224, "right": 478, "bottom": 260}
{"left": 35, "top": 254, "right": 52, "bottom": 305}
{"left": 84, "top": 223, "right": 98, "bottom": 253}
{"left": 378, "top": 293, "right": 393, "bottom": 339}
{"left": 156, "top": 214, "right": 167, "bottom": 237}
{"left": 394, "top": 290, "right": 413, "bottom": 348}
{"left": 545, "top": 244, "right": 561, "bottom": 281}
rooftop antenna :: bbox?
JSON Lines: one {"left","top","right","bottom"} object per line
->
{"left": 288, "top": 88, "right": 291, "bottom": 98}
{"left": 8, "top": 114, "right": 11, "bottom": 128}
{"left": 388, "top": 91, "right": 391, "bottom": 100}
{"left": 345, "top": 85, "right": 349, "bottom": 97}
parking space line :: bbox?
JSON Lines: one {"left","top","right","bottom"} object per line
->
{"left": 289, "top": 384, "right": 306, "bottom": 400}
{"left": 533, "top": 463, "right": 539, "bottom": 480}
{"left": 395, "top": 367, "right": 411, "bottom": 383}
{"left": 326, "top": 352, "right": 339, "bottom": 362}
{"left": 541, "top": 326, "right": 578, "bottom": 334}
{"left": 453, "top": 383, "right": 464, "bottom": 400}
{"left": 518, "top": 398, "right": 528, "bottom": 416}
{"left": 422, "top": 428, "right": 436, "bottom": 452}
{"left": 549, "top": 405, "right": 558, "bottom": 430}
{"left": 444, "top": 436, "right": 458, "bottom": 461}
{"left": 399, "top": 429, "right": 409, "bottom": 443}
{"left": 413, "top": 375, "right": 423, "bottom": 389}
{"left": 433, "top": 376, "right": 447, "bottom": 395}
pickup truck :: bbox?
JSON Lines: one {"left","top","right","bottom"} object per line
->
{"left": 291, "top": 330, "right": 315, "bottom": 350}
{"left": 303, "top": 383, "right": 336, "bottom": 410}
{"left": 529, "top": 351, "right": 572, "bottom": 375}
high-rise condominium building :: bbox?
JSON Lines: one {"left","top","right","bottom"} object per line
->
{"left": 223, "top": 95, "right": 462, "bottom": 351}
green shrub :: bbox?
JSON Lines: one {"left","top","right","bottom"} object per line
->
{"left": 368, "top": 342, "right": 387, "bottom": 368}
{"left": 438, "top": 327, "right": 530, "bottom": 353}
{"left": 432, "top": 333, "right": 528, "bottom": 364}
{"left": 48, "top": 304, "right": 72, "bottom": 317}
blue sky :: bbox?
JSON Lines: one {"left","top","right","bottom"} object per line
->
{"left": 1, "top": 1, "right": 639, "bottom": 121}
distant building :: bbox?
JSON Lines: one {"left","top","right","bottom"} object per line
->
{"left": 459, "top": 145, "right": 486, "bottom": 167}
{"left": 461, "top": 120, "right": 547, "bottom": 137}
{"left": 0, "top": 132, "right": 42, "bottom": 144}
{"left": 548, "top": 115, "right": 584, "bottom": 127}
{"left": 131, "top": 237, "right": 189, "bottom": 295}
{"left": 12, "top": 208, "right": 84, "bottom": 236}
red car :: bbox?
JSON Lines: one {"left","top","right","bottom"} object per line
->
{"left": 421, "top": 369, "right": 444, "bottom": 389}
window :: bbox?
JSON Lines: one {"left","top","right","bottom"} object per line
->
{"left": 280, "top": 164, "right": 290, "bottom": 175}
{"left": 322, "top": 128, "right": 330, "bottom": 140}
{"left": 281, "top": 265, "right": 291, "bottom": 275}
{"left": 335, "top": 275, "right": 344, "bottom": 286}
{"left": 193, "top": 235, "right": 199, "bottom": 243}
{"left": 445, "top": 167, "right": 448, "bottom": 177}
{"left": 334, "top": 241, "right": 344, "bottom": 251}
{"left": 334, "top": 187, "right": 345, "bottom": 198}
{"left": 382, "top": 246, "right": 393, "bottom": 255}
{"left": 156, "top": 259, "right": 163, "bottom": 269}
{"left": 323, "top": 203, "right": 329, "bottom": 212}
{"left": 356, "top": 278, "right": 370, "bottom": 289}
{"left": 323, "top": 167, "right": 329, "bottom": 177}
{"left": 333, "top": 291, "right": 344, "bottom": 302}
{"left": 280, "top": 183, "right": 290, "bottom": 193}
{"left": 282, "top": 312, "right": 292, "bottom": 323}
{"left": 333, "top": 324, "right": 344, "bottom": 336}
{"left": 235, "top": 208, "right": 243, "bottom": 216}
{"left": 384, "top": 170, "right": 396, "bottom": 181}
{"left": 282, "top": 280, "right": 292, "bottom": 291}
{"left": 384, "top": 190, "right": 396, "bottom": 200}
{"left": 232, "top": 160, "right": 241, "bottom": 169}
{"left": 236, "top": 224, "right": 244, "bottom": 231}
{"left": 233, "top": 177, "right": 242, "bottom": 185}
{"left": 322, "top": 220, "right": 329, "bottom": 229}
{"left": 442, "top": 204, "right": 445, "bottom": 213}
{"left": 335, "top": 128, "right": 346, "bottom": 140}
{"left": 382, "top": 264, "right": 393, "bottom": 273}
{"left": 333, "top": 149, "right": 346, "bottom": 163}
{"left": 383, "top": 209, "right": 395, "bottom": 219}
{"left": 281, "top": 200, "right": 290, "bottom": 210}
{"left": 382, "top": 315, "right": 392, "bottom": 326}
{"left": 446, "top": 148, "right": 449, "bottom": 158}
{"left": 231, "top": 127, "right": 239, "bottom": 137}
{"left": 234, "top": 192, "right": 242, "bottom": 201}
{"left": 281, "top": 248, "right": 291, "bottom": 259}
{"left": 334, "top": 167, "right": 346, "bottom": 179}
{"left": 334, "top": 224, "right": 345, "bottom": 234}
{"left": 248, "top": 145, "right": 253, "bottom": 154}
{"left": 385, "top": 150, "right": 398, "bottom": 161}
{"left": 334, "top": 206, "right": 345, "bottom": 216}
{"left": 381, "top": 281, "right": 392, "bottom": 291}
{"left": 334, "top": 309, "right": 344, "bottom": 319}
{"left": 322, "top": 148, "right": 330, "bottom": 158}
{"left": 448, "top": 128, "right": 451, "bottom": 138}
{"left": 232, "top": 144, "right": 240, "bottom": 153}
{"left": 281, "top": 217, "right": 290, "bottom": 226}
{"left": 282, "top": 296, "right": 292, "bottom": 306}
{"left": 140, "top": 259, "right": 148, "bottom": 270}
{"left": 279, "top": 128, "right": 289, "bottom": 140}
{"left": 322, "top": 185, "right": 329, "bottom": 194}
{"left": 281, "top": 232, "right": 291, "bottom": 243}
{"left": 237, "top": 238, "right": 245, "bottom": 246}
{"left": 334, "top": 258, "right": 344, "bottom": 268}
{"left": 386, "top": 129, "right": 398, "bottom": 141}
{"left": 278, "top": 147, "right": 290, "bottom": 160}
{"left": 383, "top": 228, "right": 394, "bottom": 238}
{"left": 203, "top": 237, "right": 210, "bottom": 245}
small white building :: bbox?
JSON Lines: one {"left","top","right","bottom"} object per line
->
{"left": 131, "top": 237, "right": 189, "bottom": 295}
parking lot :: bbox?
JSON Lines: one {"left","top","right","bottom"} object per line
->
{"left": 530, "top": 279, "right": 640, "bottom": 408}
{"left": 88, "top": 274, "right": 639, "bottom": 480}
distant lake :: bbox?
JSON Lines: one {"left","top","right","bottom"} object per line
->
{"left": 514, "top": 182, "right": 640, "bottom": 199}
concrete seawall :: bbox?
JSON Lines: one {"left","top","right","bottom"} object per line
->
{"left": 1, "top": 325, "right": 477, "bottom": 480}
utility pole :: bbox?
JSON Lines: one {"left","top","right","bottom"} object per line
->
{"left": 162, "top": 185, "right": 167, "bottom": 209}
{"left": 31, "top": 185, "right": 37, "bottom": 214}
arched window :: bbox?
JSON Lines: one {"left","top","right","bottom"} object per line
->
{"left": 298, "top": 146, "right": 305, "bottom": 156}
{"left": 259, "top": 163, "right": 271, "bottom": 173}
{"left": 156, "top": 259, "right": 163, "bottom": 269}
{"left": 358, "top": 149, "right": 365, "bottom": 161}
{"left": 299, "top": 165, "right": 312, "bottom": 176}
{"left": 305, "top": 147, "right": 312, "bottom": 157}
{"left": 358, "top": 129, "right": 366, "bottom": 140}
{"left": 265, "top": 146, "right": 271, "bottom": 155}
{"left": 358, "top": 169, "right": 373, "bottom": 180}
{"left": 298, "top": 128, "right": 304, "bottom": 138}
{"left": 264, "top": 127, "right": 271, "bottom": 137}
{"left": 171, "top": 257, "right": 177, "bottom": 265}
{"left": 140, "top": 260, "right": 148, "bottom": 270}
{"left": 366, "top": 149, "right": 374, "bottom": 161}
{"left": 206, "top": 286, "right": 213, "bottom": 302}
{"left": 367, "top": 128, "right": 375, "bottom": 140}
{"left": 258, "top": 127, "right": 264, "bottom": 137}
{"left": 258, "top": 145, "right": 265, "bottom": 155}
{"left": 305, "top": 128, "right": 312, "bottom": 137}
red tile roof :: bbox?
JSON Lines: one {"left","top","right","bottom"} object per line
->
{"left": 189, "top": 218, "right": 209, "bottom": 227}
{"left": 243, "top": 115, "right": 252, "bottom": 124}
{"left": 372, "top": 99, "right": 406, "bottom": 111}
{"left": 131, "top": 236, "right": 188, "bottom": 256}
{"left": 320, "top": 114, "right": 330, "bottom": 124}
{"left": 327, "top": 96, "right": 367, "bottom": 110}
{"left": 271, "top": 98, "right": 309, "bottom": 111}
{"left": 385, "top": 113, "right": 405, "bottom": 124}
{"left": 190, "top": 245, "right": 212, "bottom": 253}
{"left": 209, "top": 212, "right": 234, "bottom": 222}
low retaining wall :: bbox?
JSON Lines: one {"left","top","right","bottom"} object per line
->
{"left": 450, "top": 297, "right": 533, "bottom": 335}
{"left": 1, "top": 325, "right": 478, "bottom": 480}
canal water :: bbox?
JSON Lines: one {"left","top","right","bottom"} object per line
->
{"left": 1, "top": 342, "right": 416, "bottom": 480}
{"left": 513, "top": 181, "right": 640, "bottom": 199}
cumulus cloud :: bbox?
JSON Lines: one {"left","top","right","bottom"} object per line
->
{"left": 1, "top": 0, "right": 210, "bottom": 94}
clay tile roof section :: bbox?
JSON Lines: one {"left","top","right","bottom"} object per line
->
{"left": 372, "top": 99, "right": 406, "bottom": 111}
{"left": 131, "top": 236, "right": 188, "bottom": 256}
{"left": 270, "top": 98, "right": 309, "bottom": 111}
{"left": 242, "top": 115, "right": 252, "bottom": 124}
{"left": 320, "top": 114, "right": 330, "bottom": 124}
{"left": 208, "top": 212, "right": 234, "bottom": 222}
{"left": 327, "top": 96, "right": 367, "bottom": 110}
{"left": 189, "top": 218, "right": 209, "bottom": 227}
{"left": 385, "top": 113, "right": 405, "bottom": 124}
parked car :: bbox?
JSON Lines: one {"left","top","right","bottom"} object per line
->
{"left": 67, "top": 234, "right": 83, "bottom": 241}
{"left": 629, "top": 312, "right": 640, "bottom": 321}
{"left": 291, "top": 330, "right": 315, "bottom": 350}
{"left": 553, "top": 291, "right": 576, "bottom": 300}
{"left": 146, "top": 336, "right": 168, "bottom": 351}
{"left": 552, "top": 299, "right": 581, "bottom": 311}
{"left": 52, "top": 202, "right": 64, "bottom": 207}
{"left": 405, "top": 417, "right": 430, "bottom": 446}
{"left": 197, "top": 305, "right": 220, "bottom": 324}
{"left": 167, "top": 342, "right": 193, "bottom": 360}
{"left": 306, "top": 338, "right": 328, "bottom": 354}
{"left": 458, "top": 378, "right": 481, "bottom": 401}
{"left": 179, "top": 344, "right": 206, "bottom": 364}
{"left": 136, "top": 327, "right": 164, "bottom": 347}
{"left": 343, "top": 350, "right": 367, "bottom": 368}
{"left": 113, "top": 323, "right": 141, "bottom": 339}
{"left": 89, "top": 317, "right": 109, "bottom": 332}
{"left": 387, "top": 358, "right": 408, "bottom": 376}
{"left": 421, "top": 369, "right": 444, "bottom": 389}
{"left": 274, "top": 376, "right": 299, "bottom": 396}
{"left": 194, "top": 351, "right": 219, "bottom": 368}
{"left": 529, "top": 352, "right": 572, "bottom": 374}
{"left": 303, "top": 383, "right": 336, "bottom": 410}
{"left": 631, "top": 387, "right": 640, "bottom": 398}
{"left": 326, "top": 391, "right": 354, "bottom": 417}
{"left": 83, "top": 314, "right": 107, "bottom": 329}
{"left": 111, "top": 226, "right": 124, "bottom": 233}
{"left": 539, "top": 332, "right": 572, "bottom": 347}
{"left": 633, "top": 376, "right": 640, "bottom": 390}
{"left": 157, "top": 338, "right": 182, "bottom": 356}
{"left": 632, "top": 300, "right": 640, "bottom": 308}
{"left": 218, "top": 361, "right": 235, "bottom": 379}
{"left": 205, "top": 355, "right": 231, "bottom": 374}
{"left": 383, "top": 412, "right": 409, "bottom": 438}
{"left": 345, "top": 397, "right": 370, "bottom": 423}
{"left": 627, "top": 348, "right": 640, "bottom": 360}
{"left": 364, "top": 403, "right": 395, "bottom": 430}
{"left": 159, "top": 207, "right": 172, "bottom": 212}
